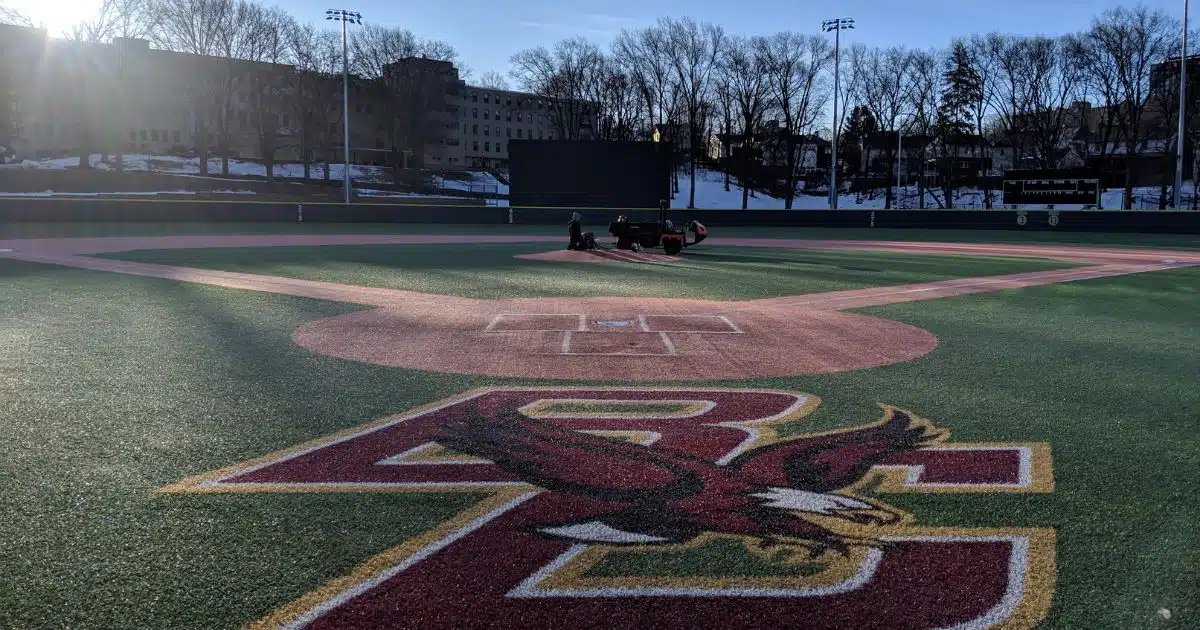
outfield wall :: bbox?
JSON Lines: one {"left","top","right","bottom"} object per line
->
{"left": 1, "top": 199, "right": 1198, "bottom": 234}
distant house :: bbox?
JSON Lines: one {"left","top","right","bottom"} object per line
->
{"left": 712, "top": 120, "right": 831, "bottom": 172}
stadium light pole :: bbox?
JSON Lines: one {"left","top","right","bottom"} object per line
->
{"left": 822, "top": 17, "right": 854, "bottom": 210}
{"left": 1175, "top": 0, "right": 1189, "bottom": 209}
{"left": 326, "top": 9, "right": 362, "bottom": 205}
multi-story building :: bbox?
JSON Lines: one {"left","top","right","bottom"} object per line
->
{"left": 0, "top": 23, "right": 592, "bottom": 171}
{"left": 459, "top": 85, "right": 596, "bottom": 168}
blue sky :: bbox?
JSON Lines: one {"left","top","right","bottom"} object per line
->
{"left": 23, "top": 0, "right": 1191, "bottom": 80}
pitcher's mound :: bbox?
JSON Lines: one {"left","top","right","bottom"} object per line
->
{"left": 517, "top": 249, "right": 681, "bottom": 264}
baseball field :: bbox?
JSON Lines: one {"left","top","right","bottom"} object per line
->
{"left": 1, "top": 222, "right": 1197, "bottom": 629}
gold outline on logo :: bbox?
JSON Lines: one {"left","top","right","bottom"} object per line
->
{"left": 157, "top": 387, "right": 1055, "bottom": 630}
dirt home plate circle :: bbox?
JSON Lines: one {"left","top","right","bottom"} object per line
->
{"left": 292, "top": 295, "right": 938, "bottom": 380}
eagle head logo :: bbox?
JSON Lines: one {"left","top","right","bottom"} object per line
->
{"left": 437, "top": 405, "right": 945, "bottom": 557}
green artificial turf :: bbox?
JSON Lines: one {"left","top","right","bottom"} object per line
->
{"left": 100, "top": 243, "right": 1079, "bottom": 300}
{"left": 1, "top": 250, "right": 1196, "bottom": 629}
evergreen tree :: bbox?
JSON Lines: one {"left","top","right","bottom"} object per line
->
{"left": 936, "top": 42, "right": 981, "bottom": 139}
{"left": 934, "top": 42, "right": 982, "bottom": 207}
{"left": 841, "top": 106, "right": 876, "bottom": 177}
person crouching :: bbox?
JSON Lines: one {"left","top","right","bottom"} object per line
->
{"left": 568, "top": 212, "right": 596, "bottom": 250}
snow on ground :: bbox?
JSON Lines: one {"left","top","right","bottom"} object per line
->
{"left": 0, "top": 190, "right": 255, "bottom": 197}
{"left": 671, "top": 168, "right": 793, "bottom": 209}
{"left": 29, "top": 154, "right": 390, "bottom": 182}
{"left": 668, "top": 168, "right": 1191, "bottom": 210}
{"left": 355, "top": 189, "right": 472, "bottom": 201}
{"left": 434, "top": 171, "right": 508, "bottom": 195}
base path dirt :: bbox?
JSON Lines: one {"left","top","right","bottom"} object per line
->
{"left": 515, "top": 249, "right": 681, "bottom": 264}
{"left": 2, "top": 235, "right": 1196, "bottom": 381}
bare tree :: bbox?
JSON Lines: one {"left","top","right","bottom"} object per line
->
{"left": 1079, "top": 7, "right": 1178, "bottom": 208}
{"left": 67, "top": 0, "right": 158, "bottom": 170}
{"left": 857, "top": 46, "right": 914, "bottom": 208}
{"left": 478, "top": 70, "right": 509, "bottom": 90}
{"left": 148, "top": 0, "right": 237, "bottom": 175}
{"left": 613, "top": 25, "right": 677, "bottom": 141}
{"left": 964, "top": 35, "right": 998, "bottom": 206}
{"left": 723, "top": 35, "right": 771, "bottom": 209}
{"left": 509, "top": 37, "right": 604, "bottom": 141}
{"left": 906, "top": 48, "right": 942, "bottom": 207}
{"left": 710, "top": 73, "right": 735, "bottom": 191}
{"left": 70, "top": 0, "right": 156, "bottom": 42}
{"left": 241, "top": 5, "right": 295, "bottom": 180}
{"left": 288, "top": 24, "right": 341, "bottom": 181}
{"left": 761, "top": 31, "right": 833, "bottom": 208}
{"left": 353, "top": 25, "right": 461, "bottom": 173}
{"left": 831, "top": 43, "right": 867, "bottom": 196}
{"left": 0, "top": 3, "right": 32, "bottom": 26}
{"left": 1021, "top": 36, "right": 1086, "bottom": 170}
{"left": 571, "top": 53, "right": 638, "bottom": 142}
{"left": 1147, "top": 28, "right": 1200, "bottom": 207}
{"left": 661, "top": 17, "right": 725, "bottom": 208}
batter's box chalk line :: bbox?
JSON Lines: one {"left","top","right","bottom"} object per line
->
{"left": 557, "top": 330, "right": 679, "bottom": 357}
{"left": 483, "top": 313, "right": 744, "bottom": 334}
{"left": 484, "top": 313, "right": 588, "bottom": 332}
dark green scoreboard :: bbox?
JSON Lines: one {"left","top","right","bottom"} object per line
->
{"left": 509, "top": 140, "right": 673, "bottom": 208}
{"left": 1002, "top": 169, "right": 1101, "bottom": 206}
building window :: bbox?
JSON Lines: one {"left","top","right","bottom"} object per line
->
{"left": 473, "top": 108, "right": 478, "bottom": 118}
{"left": 506, "top": 127, "right": 511, "bottom": 137}
{"left": 506, "top": 97, "right": 511, "bottom": 106}
{"left": 472, "top": 91, "right": 477, "bottom": 102}
{"left": 484, "top": 141, "right": 490, "bottom": 152}
{"left": 484, "top": 126, "right": 489, "bottom": 136}
{"left": 173, "top": 130, "right": 181, "bottom": 143}
{"left": 129, "top": 130, "right": 136, "bottom": 142}
{"left": 517, "top": 112, "right": 523, "bottom": 123}
{"left": 472, "top": 141, "right": 478, "bottom": 151}
{"left": 140, "top": 129, "right": 147, "bottom": 141}
{"left": 472, "top": 124, "right": 478, "bottom": 134}
{"left": 355, "top": 104, "right": 362, "bottom": 113}
{"left": 484, "top": 109, "right": 489, "bottom": 120}
{"left": 483, "top": 94, "right": 489, "bottom": 104}
{"left": 517, "top": 129, "right": 523, "bottom": 138}
{"left": 538, "top": 130, "right": 543, "bottom": 139}
{"left": 365, "top": 104, "right": 372, "bottom": 114}
{"left": 505, "top": 112, "right": 511, "bottom": 121}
